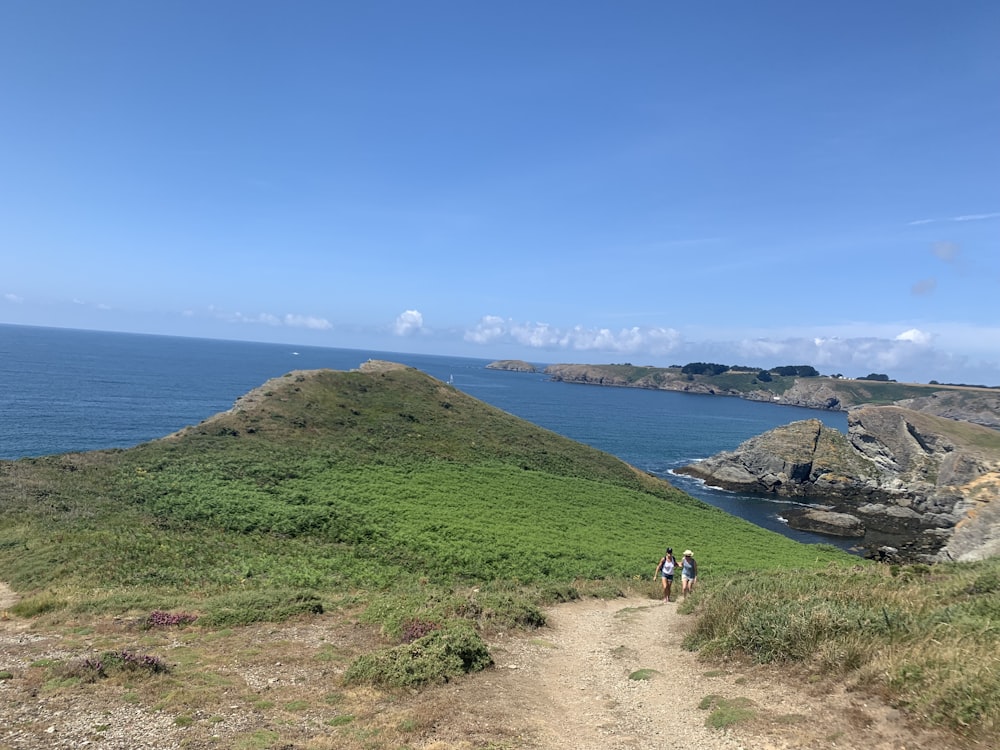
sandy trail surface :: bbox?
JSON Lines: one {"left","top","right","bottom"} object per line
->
{"left": 438, "top": 594, "right": 960, "bottom": 750}
{"left": 0, "top": 584, "right": 971, "bottom": 749}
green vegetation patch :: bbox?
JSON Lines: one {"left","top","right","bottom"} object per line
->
{"left": 343, "top": 621, "right": 493, "bottom": 688}
{"left": 699, "top": 695, "right": 756, "bottom": 729}
{"left": 628, "top": 668, "right": 660, "bottom": 681}
{"left": 197, "top": 589, "right": 324, "bottom": 627}
{"left": 685, "top": 559, "right": 1000, "bottom": 738}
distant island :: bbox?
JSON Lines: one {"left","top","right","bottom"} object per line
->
{"left": 532, "top": 362, "right": 1000, "bottom": 431}
{"left": 486, "top": 359, "right": 538, "bottom": 373}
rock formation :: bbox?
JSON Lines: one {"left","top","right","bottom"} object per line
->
{"left": 894, "top": 389, "right": 1000, "bottom": 431}
{"left": 487, "top": 360, "right": 538, "bottom": 373}
{"left": 675, "top": 406, "right": 1000, "bottom": 562}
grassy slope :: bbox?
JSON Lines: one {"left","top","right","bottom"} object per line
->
{"left": 0, "top": 367, "right": 847, "bottom": 605}
{"left": 687, "top": 559, "right": 1000, "bottom": 738}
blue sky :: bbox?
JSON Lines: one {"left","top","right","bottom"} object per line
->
{"left": 2, "top": 2, "right": 998, "bottom": 385}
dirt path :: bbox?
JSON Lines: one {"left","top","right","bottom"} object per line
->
{"left": 0, "top": 585, "right": 968, "bottom": 749}
{"left": 0, "top": 582, "right": 18, "bottom": 613}
{"left": 431, "top": 595, "right": 963, "bottom": 750}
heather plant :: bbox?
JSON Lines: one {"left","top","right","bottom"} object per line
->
{"left": 144, "top": 610, "right": 198, "bottom": 628}
{"left": 62, "top": 650, "right": 170, "bottom": 682}
{"left": 399, "top": 619, "right": 440, "bottom": 644}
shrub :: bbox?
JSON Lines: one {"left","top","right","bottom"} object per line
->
{"left": 344, "top": 621, "right": 493, "bottom": 687}
{"left": 470, "top": 591, "right": 546, "bottom": 630}
{"left": 62, "top": 650, "right": 170, "bottom": 682}
{"left": 144, "top": 610, "right": 198, "bottom": 628}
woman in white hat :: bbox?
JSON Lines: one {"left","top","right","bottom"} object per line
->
{"left": 680, "top": 550, "right": 698, "bottom": 598}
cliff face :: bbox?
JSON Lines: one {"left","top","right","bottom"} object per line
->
{"left": 894, "top": 389, "right": 1000, "bottom": 431}
{"left": 675, "top": 406, "right": 1000, "bottom": 562}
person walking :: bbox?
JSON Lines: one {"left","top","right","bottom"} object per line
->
{"left": 680, "top": 550, "right": 698, "bottom": 599}
{"left": 653, "top": 548, "right": 677, "bottom": 602}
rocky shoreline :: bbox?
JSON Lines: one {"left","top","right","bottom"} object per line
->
{"left": 674, "top": 406, "right": 1000, "bottom": 562}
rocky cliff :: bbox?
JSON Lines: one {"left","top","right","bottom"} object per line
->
{"left": 894, "top": 389, "right": 1000, "bottom": 431}
{"left": 675, "top": 406, "right": 1000, "bottom": 562}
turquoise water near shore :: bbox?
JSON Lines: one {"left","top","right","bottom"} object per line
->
{"left": 0, "top": 324, "right": 853, "bottom": 550}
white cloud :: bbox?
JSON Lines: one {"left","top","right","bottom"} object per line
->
{"left": 465, "top": 316, "right": 681, "bottom": 356}
{"left": 284, "top": 314, "right": 332, "bottom": 330}
{"left": 214, "top": 308, "right": 331, "bottom": 330}
{"left": 233, "top": 312, "right": 281, "bottom": 326}
{"left": 909, "top": 212, "right": 1000, "bottom": 226}
{"left": 955, "top": 212, "right": 1000, "bottom": 222}
{"left": 393, "top": 309, "right": 424, "bottom": 336}
{"left": 733, "top": 330, "right": 949, "bottom": 381}
{"left": 3, "top": 293, "right": 23, "bottom": 304}
{"left": 464, "top": 315, "right": 508, "bottom": 344}
{"left": 895, "top": 328, "right": 932, "bottom": 345}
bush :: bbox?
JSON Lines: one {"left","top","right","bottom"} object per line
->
{"left": 62, "top": 650, "right": 170, "bottom": 682}
{"left": 144, "top": 610, "right": 198, "bottom": 628}
{"left": 344, "top": 621, "right": 493, "bottom": 687}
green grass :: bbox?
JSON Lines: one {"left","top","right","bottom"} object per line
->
{"left": 699, "top": 695, "right": 756, "bottom": 729}
{"left": 684, "top": 559, "right": 1000, "bottom": 737}
{"left": 628, "top": 668, "right": 660, "bottom": 681}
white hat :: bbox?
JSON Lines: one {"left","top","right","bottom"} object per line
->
{"left": 683, "top": 550, "right": 693, "bottom": 556}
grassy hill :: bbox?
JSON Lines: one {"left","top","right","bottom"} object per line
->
{"left": 1, "top": 363, "right": 996, "bottom": 743}
{"left": 1, "top": 364, "right": 845, "bottom": 607}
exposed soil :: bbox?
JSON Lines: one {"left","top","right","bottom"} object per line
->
{"left": 0, "top": 583, "right": 978, "bottom": 749}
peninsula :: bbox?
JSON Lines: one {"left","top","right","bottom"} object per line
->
{"left": 541, "top": 362, "right": 1000, "bottom": 430}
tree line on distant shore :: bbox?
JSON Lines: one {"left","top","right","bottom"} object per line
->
{"left": 678, "top": 362, "right": 821, "bottom": 378}
{"left": 609, "top": 361, "right": 999, "bottom": 389}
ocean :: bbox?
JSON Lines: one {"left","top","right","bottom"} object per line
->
{"left": 0, "top": 324, "right": 854, "bottom": 551}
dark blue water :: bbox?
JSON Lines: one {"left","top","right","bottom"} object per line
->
{"left": 0, "top": 324, "right": 853, "bottom": 550}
